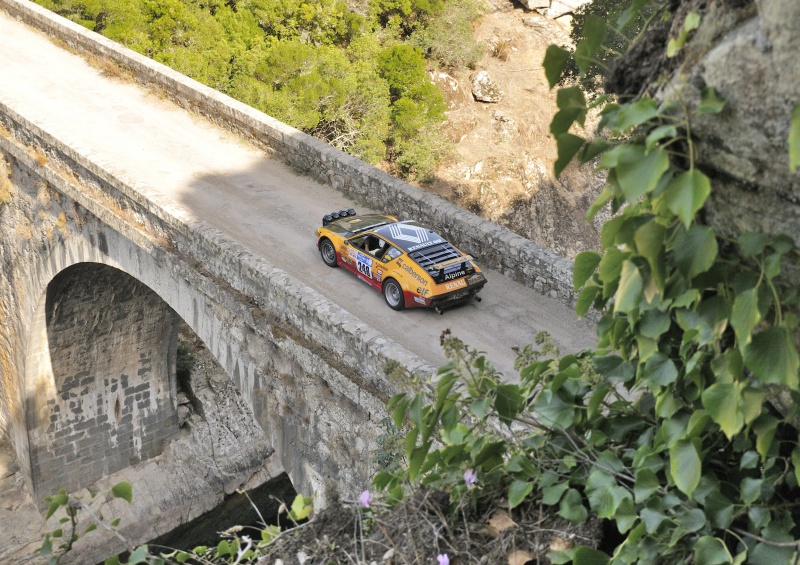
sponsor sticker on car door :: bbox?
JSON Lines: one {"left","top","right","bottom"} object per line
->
{"left": 356, "top": 252, "right": 373, "bottom": 279}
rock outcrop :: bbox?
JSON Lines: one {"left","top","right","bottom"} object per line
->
{"left": 607, "top": 0, "right": 800, "bottom": 244}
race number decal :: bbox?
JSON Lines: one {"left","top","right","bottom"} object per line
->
{"left": 356, "top": 252, "right": 373, "bottom": 279}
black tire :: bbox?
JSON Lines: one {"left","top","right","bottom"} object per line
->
{"left": 383, "top": 278, "right": 405, "bottom": 311}
{"left": 319, "top": 238, "right": 338, "bottom": 268}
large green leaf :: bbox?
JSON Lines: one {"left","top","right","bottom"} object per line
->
{"left": 731, "top": 288, "right": 760, "bottom": 350}
{"left": 534, "top": 391, "right": 575, "bottom": 429}
{"left": 701, "top": 382, "right": 743, "bottom": 439}
{"left": 643, "top": 353, "right": 679, "bottom": 387}
{"left": 675, "top": 508, "right": 707, "bottom": 533}
{"left": 508, "top": 480, "right": 533, "bottom": 509}
{"left": 543, "top": 45, "right": 570, "bottom": 88}
{"left": 673, "top": 225, "right": 718, "bottom": 279}
{"left": 790, "top": 101, "right": 800, "bottom": 172}
{"left": 573, "top": 546, "right": 611, "bottom": 565}
{"left": 128, "top": 546, "right": 149, "bottom": 565}
{"left": 612, "top": 97, "right": 661, "bottom": 132}
{"left": 494, "top": 383, "right": 523, "bottom": 423}
{"left": 574, "top": 251, "right": 601, "bottom": 290}
{"left": 615, "top": 145, "right": 670, "bottom": 202}
{"left": 614, "top": 260, "right": 643, "bottom": 315}
{"left": 558, "top": 488, "right": 588, "bottom": 523}
{"left": 555, "top": 133, "right": 585, "bottom": 177}
{"left": 694, "top": 536, "right": 733, "bottom": 565}
{"left": 744, "top": 326, "right": 799, "bottom": 387}
{"left": 646, "top": 124, "right": 678, "bottom": 151}
{"left": 576, "top": 284, "right": 600, "bottom": 318}
{"left": 670, "top": 439, "right": 701, "bottom": 496}
{"left": 634, "top": 468, "right": 660, "bottom": 503}
{"left": 661, "top": 169, "right": 711, "bottom": 228}
{"left": 556, "top": 87, "right": 587, "bottom": 117}
{"left": 574, "top": 14, "right": 606, "bottom": 75}
{"left": 598, "top": 247, "right": 629, "bottom": 283}
{"left": 639, "top": 309, "right": 670, "bottom": 339}
{"left": 737, "top": 232, "right": 766, "bottom": 258}
{"left": 634, "top": 221, "right": 667, "bottom": 290}
{"left": 740, "top": 477, "right": 764, "bottom": 505}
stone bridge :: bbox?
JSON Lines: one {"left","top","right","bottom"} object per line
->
{"left": 0, "top": 0, "right": 590, "bottom": 561}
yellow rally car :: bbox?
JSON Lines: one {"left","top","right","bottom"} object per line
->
{"left": 316, "top": 210, "right": 487, "bottom": 313}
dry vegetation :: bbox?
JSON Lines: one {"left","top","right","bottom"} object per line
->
{"left": 428, "top": 2, "right": 606, "bottom": 258}
{"left": 259, "top": 489, "right": 600, "bottom": 564}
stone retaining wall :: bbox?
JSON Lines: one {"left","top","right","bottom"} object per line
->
{"left": 0, "top": 0, "right": 577, "bottom": 306}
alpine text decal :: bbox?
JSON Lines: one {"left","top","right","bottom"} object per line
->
{"left": 443, "top": 269, "right": 466, "bottom": 281}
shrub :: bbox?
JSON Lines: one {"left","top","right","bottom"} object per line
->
{"left": 409, "top": 0, "right": 485, "bottom": 69}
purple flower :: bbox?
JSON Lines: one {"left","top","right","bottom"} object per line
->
{"left": 359, "top": 490, "right": 373, "bottom": 508}
{"left": 463, "top": 468, "right": 477, "bottom": 487}
{"left": 437, "top": 554, "right": 450, "bottom": 565}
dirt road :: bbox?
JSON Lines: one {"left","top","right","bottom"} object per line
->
{"left": 0, "top": 9, "right": 596, "bottom": 378}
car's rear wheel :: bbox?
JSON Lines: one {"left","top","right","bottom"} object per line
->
{"left": 383, "top": 278, "right": 404, "bottom": 311}
{"left": 319, "top": 238, "right": 338, "bottom": 268}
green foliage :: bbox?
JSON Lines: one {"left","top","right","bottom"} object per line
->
{"left": 34, "top": 0, "right": 468, "bottom": 177}
{"left": 370, "top": 0, "right": 445, "bottom": 37}
{"left": 38, "top": 482, "right": 134, "bottom": 564}
{"left": 243, "top": 0, "right": 364, "bottom": 45}
{"left": 408, "top": 0, "right": 485, "bottom": 69}
{"left": 373, "top": 2, "right": 800, "bottom": 564}
{"left": 790, "top": 102, "right": 800, "bottom": 173}
{"left": 37, "top": 483, "right": 308, "bottom": 564}
{"left": 558, "top": 0, "right": 665, "bottom": 95}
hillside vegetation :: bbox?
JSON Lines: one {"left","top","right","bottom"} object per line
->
{"left": 36, "top": 0, "right": 484, "bottom": 182}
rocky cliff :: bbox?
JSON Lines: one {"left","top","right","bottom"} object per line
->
{"left": 607, "top": 0, "right": 799, "bottom": 244}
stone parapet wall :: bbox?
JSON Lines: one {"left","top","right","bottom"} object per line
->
{"left": 0, "top": 0, "right": 577, "bottom": 307}
{"left": 0, "top": 95, "right": 434, "bottom": 500}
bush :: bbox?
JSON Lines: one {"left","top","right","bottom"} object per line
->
{"left": 374, "top": 3, "right": 800, "bottom": 564}
{"left": 409, "top": 0, "right": 485, "bottom": 69}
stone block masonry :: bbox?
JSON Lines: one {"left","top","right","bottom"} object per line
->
{"left": 0, "top": 0, "right": 577, "bottom": 307}
{"left": 27, "top": 263, "right": 179, "bottom": 503}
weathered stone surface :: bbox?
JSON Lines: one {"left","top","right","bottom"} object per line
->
{"left": 471, "top": 70, "right": 504, "bottom": 103}
{"left": 521, "top": 0, "right": 591, "bottom": 20}
{"left": 610, "top": 0, "right": 799, "bottom": 245}
{"left": 519, "top": 0, "right": 550, "bottom": 9}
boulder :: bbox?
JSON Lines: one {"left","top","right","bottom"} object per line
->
{"left": 471, "top": 71, "right": 503, "bottom": 103}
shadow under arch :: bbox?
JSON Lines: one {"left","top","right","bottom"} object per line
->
{"left": 24, "top": 262, "right": 181, "bottom": 504}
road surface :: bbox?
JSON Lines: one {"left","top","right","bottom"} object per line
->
{"left": 0, "top": 9, "right": 596, "bottom": 378}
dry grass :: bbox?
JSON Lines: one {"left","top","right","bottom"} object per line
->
{"left": 490, "top": 37, "right": 515, "bottom": 61}
{"left": 258, "top": 488, "right": 600, "bottom": 564}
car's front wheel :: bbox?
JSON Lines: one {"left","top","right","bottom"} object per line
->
{"left": 383, "top": 278, "right": 404, "bottom": 311}
{"left": 319, "top": 238, "right": 338, "bottom": 268}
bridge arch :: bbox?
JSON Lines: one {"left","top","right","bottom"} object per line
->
{"left": 11, "top": 218, "right": 281, "bottom": 505}
{"left": 25, "top": 262, "right": 180, "bottom": 500}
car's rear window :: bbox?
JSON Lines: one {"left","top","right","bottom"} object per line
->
{"left": 408, "top": 242, "right": 463, "bottom": 275}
